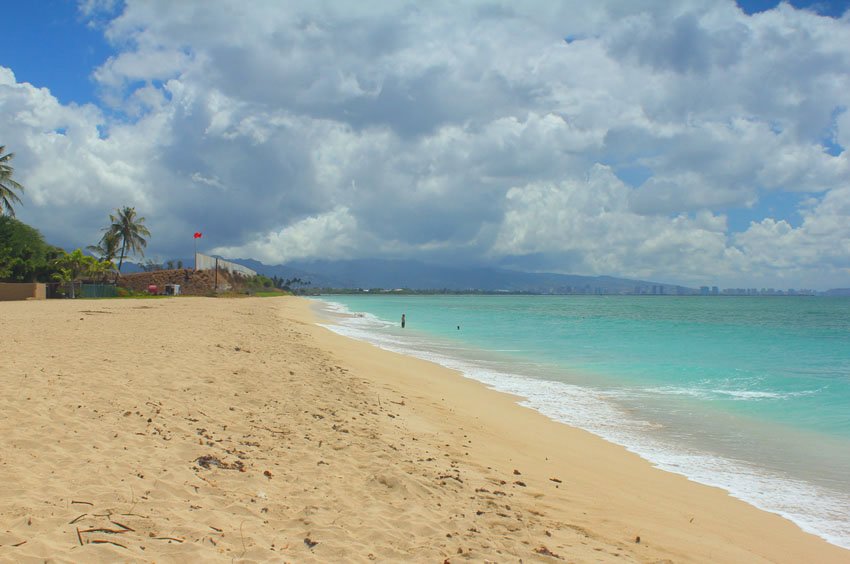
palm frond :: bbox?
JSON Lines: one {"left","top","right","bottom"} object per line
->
{"left": 0, "top": 147, "right": 24, "bottom": 216}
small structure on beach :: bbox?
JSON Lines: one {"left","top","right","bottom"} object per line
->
{"left": 0, "top": 282, "right": 46, "bottom": 301}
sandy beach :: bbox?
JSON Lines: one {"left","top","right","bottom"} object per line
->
{"left": 1, "top": 296, "right": 847, "bottom": 563}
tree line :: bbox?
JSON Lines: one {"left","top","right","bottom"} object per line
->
{"left": 1, "top": 208, "right": 150, "bottom": 296}
{"left": 1, "top": 144, "right": 151, "bottom": 295}
{"left": 2, "top": 144, "right": 307, "bottom": 297}
{"left": 247, "top": 275, "right": 312, "bottom": 292}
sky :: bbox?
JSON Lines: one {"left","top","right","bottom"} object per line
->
{"left": 1, "top": 1, "right": 850, "bottom": 289}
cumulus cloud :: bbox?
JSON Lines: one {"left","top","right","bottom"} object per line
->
{"left": 734, "top": 186, "right": 850, "bottom": 285}
{"left": 2, "top": 0, "right": 850, "bottom": 288}
{"left": 211, "top": 206, "right": 360, "bottom": 263}
{"left": 0, "top": 66, "right": 160, "bottom": 244}
{"left": 492, "top": 165, "right": 739, "bottom": 283}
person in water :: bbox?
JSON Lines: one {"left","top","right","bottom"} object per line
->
{"left": 401, "top": 313, "right": 406, "bottom": 328}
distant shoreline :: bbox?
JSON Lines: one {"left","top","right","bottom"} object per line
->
{"left": 311, "top": 288, "right": 833, "bottom": 296}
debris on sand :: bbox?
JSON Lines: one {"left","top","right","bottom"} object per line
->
{"left": 195, "top": 455, "right": 245, "bottom": 471}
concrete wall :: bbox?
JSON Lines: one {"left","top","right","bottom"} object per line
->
{"left": 195, "top": 253, "right": 257, "bottom": 277}
{"left": 0, "top": 282, "right": 46, "bottom": 301}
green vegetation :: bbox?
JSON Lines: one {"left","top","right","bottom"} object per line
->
{"left": 87, "top": 229, "right": 120, "bottom": 263}
{"left": 266, "top": 276, "right": 311, "bottom": 293}
{"left": 51, "top": 249, "right": 115, "bottom": 298}
{"left": 244, "top": 274, "right": 291, "bottom": 296}
{"left": 0, "top": 146, "right": 24, "bottom": 217}
{"left": 113, "top": 291, "right": 169, "bottom": 299}
{"left": 247, "top": 274, "right": 276, "bottom": 289}
{"left": 0, "top": 216, "right": 60, "bottom": 281}
{"left": 252, "top": 290, "right": 289, "bottom": 297}
{"left": 0, "top": 206, "right": 150, "bottom": 301}
{"left": 101, "top": 206, "right": 151, "bottom": 276}
{"left": 0, "top": 146, "right": 160, "bottom": 298}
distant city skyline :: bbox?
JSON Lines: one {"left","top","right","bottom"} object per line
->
{"left": 2, "top": 1, "right": 849, "bottom": 289}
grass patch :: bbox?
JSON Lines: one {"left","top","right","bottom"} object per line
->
{"left": 253, "top": 290, "right": 291, "bottom": 297}
{"left": 108, "top": 293, "right": 170, "bottom": 299}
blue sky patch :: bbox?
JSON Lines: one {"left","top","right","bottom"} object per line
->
{"left": 737, "top": 0, "right": 850, "bottom": 17}
{"left": 2, "top": 0, "right": 113, "bottom": 105}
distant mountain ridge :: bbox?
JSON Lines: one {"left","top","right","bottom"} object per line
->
{"left": 824, "top": 288, "right": 850, "bottom": 296}
{"left": 230, "top": 258, "right": 689, "bottom": 294}
{"left": 118, "top": 257, "right": 850, "bottom": 295}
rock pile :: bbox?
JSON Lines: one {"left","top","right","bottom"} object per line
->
{"left": 118, "top": 269, "right": 244, "bottom": 296}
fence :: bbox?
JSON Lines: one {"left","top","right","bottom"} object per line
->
{"left": 194, "top": 253, "right": 257, "bottom": 277}
{"left": 80, "top": 284, "right": 118, "bottom": 298}
{"left": 44, "top": 282, "right": 118, "bottom": 298}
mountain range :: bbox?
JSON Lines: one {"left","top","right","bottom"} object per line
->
{"left": 122, "top": 257, "right": 683, "bottom": 293}
{"left": 120, "top": 257, "right": 850, "bottom": 295}
{"left": 230, "top": 258, "right": 686, "bottom": 294}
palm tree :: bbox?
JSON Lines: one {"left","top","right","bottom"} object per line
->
{"left": 86, "top": 256, "right": 115, "bottom": 284}
{"left": 0, "top": 146, "right": 25, "bottom": 217}
{"left": 87, "top": 230, "right": 121, "bottom": 263}
{"left": 105, "top": 206, "right": 151, "bottom": 276}
{"left": 52, "top": 249, "right": 99, "bottom": 298}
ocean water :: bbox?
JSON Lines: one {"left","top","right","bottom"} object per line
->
{"left": 312, "top": 295, "right": 850, "bottom": 550}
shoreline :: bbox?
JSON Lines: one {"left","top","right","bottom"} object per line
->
{"left": 308, "top": 297, "right": 850, "bottom": 561}
{"left": 312, "top": 295, "right": 850, "bottom": 551}
{"left": 1, "top": 296, "right": 847, "bottom": 562}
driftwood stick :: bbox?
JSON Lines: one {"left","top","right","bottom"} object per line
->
{"left": 71, "top": 500, "right": 94, "bottom": 506}
{"left": 251, "top": 424, "right": 289, "bottom": 435}
{"left": 153, "top": 536, "right": 184, "bottom": 543}
{"left": 76, "top": 527, "right": 84, "bottom": 546}
{"left": 69, "top": 513, "right": 87, "bottom": 524}
{"left": 110, "top": 519, "right": 135, "bottom": 531}
{"left": 78, "top": 527, "right": 129, "bottom": 534}
{"left": 90, "top": 539, "right": 128, "bottom": 549}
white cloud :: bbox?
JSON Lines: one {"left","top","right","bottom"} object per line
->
{"left": 2, "top": 0, "right": 850, "bottom": 288}
{"left": 734, "top": 186, "right": 850, "bottom": 285}
{"left": 190, "top": 172, "right": 226, "bottom": 190}
{"left": 835, "top": 108, "right": 850, "bottom": 152}
{"left": 94, "top": 49, "right": 191, "bottom": 88}
{"left": 211, "top": 207, "right": 360, "bottom": 263}
{"left": 78, "top": 0, "right": 119, "bottom": 17}
{"left": 492, "top": 165, "right": 738, "bottom": 283}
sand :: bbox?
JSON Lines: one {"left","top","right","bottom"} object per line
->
{"left": 1, "top": 296, "right": 847, "bottom": 563}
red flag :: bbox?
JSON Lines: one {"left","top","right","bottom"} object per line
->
{"left": 194, "top": 232, "right": 202, "bottom": 239}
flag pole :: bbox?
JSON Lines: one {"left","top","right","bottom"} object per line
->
{"left": 193, "top": 232, "right": 203, "bottom": 270}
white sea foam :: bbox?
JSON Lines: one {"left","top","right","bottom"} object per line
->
{"left": 312, "top": 298, "right": 850, "bottom": 550}
{"left": 636, "top": 386, "right": 817, "bottom": 401}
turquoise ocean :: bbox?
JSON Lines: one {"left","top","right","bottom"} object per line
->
{"left": 313, "top": 295, "right": 850, "bottom": 549}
